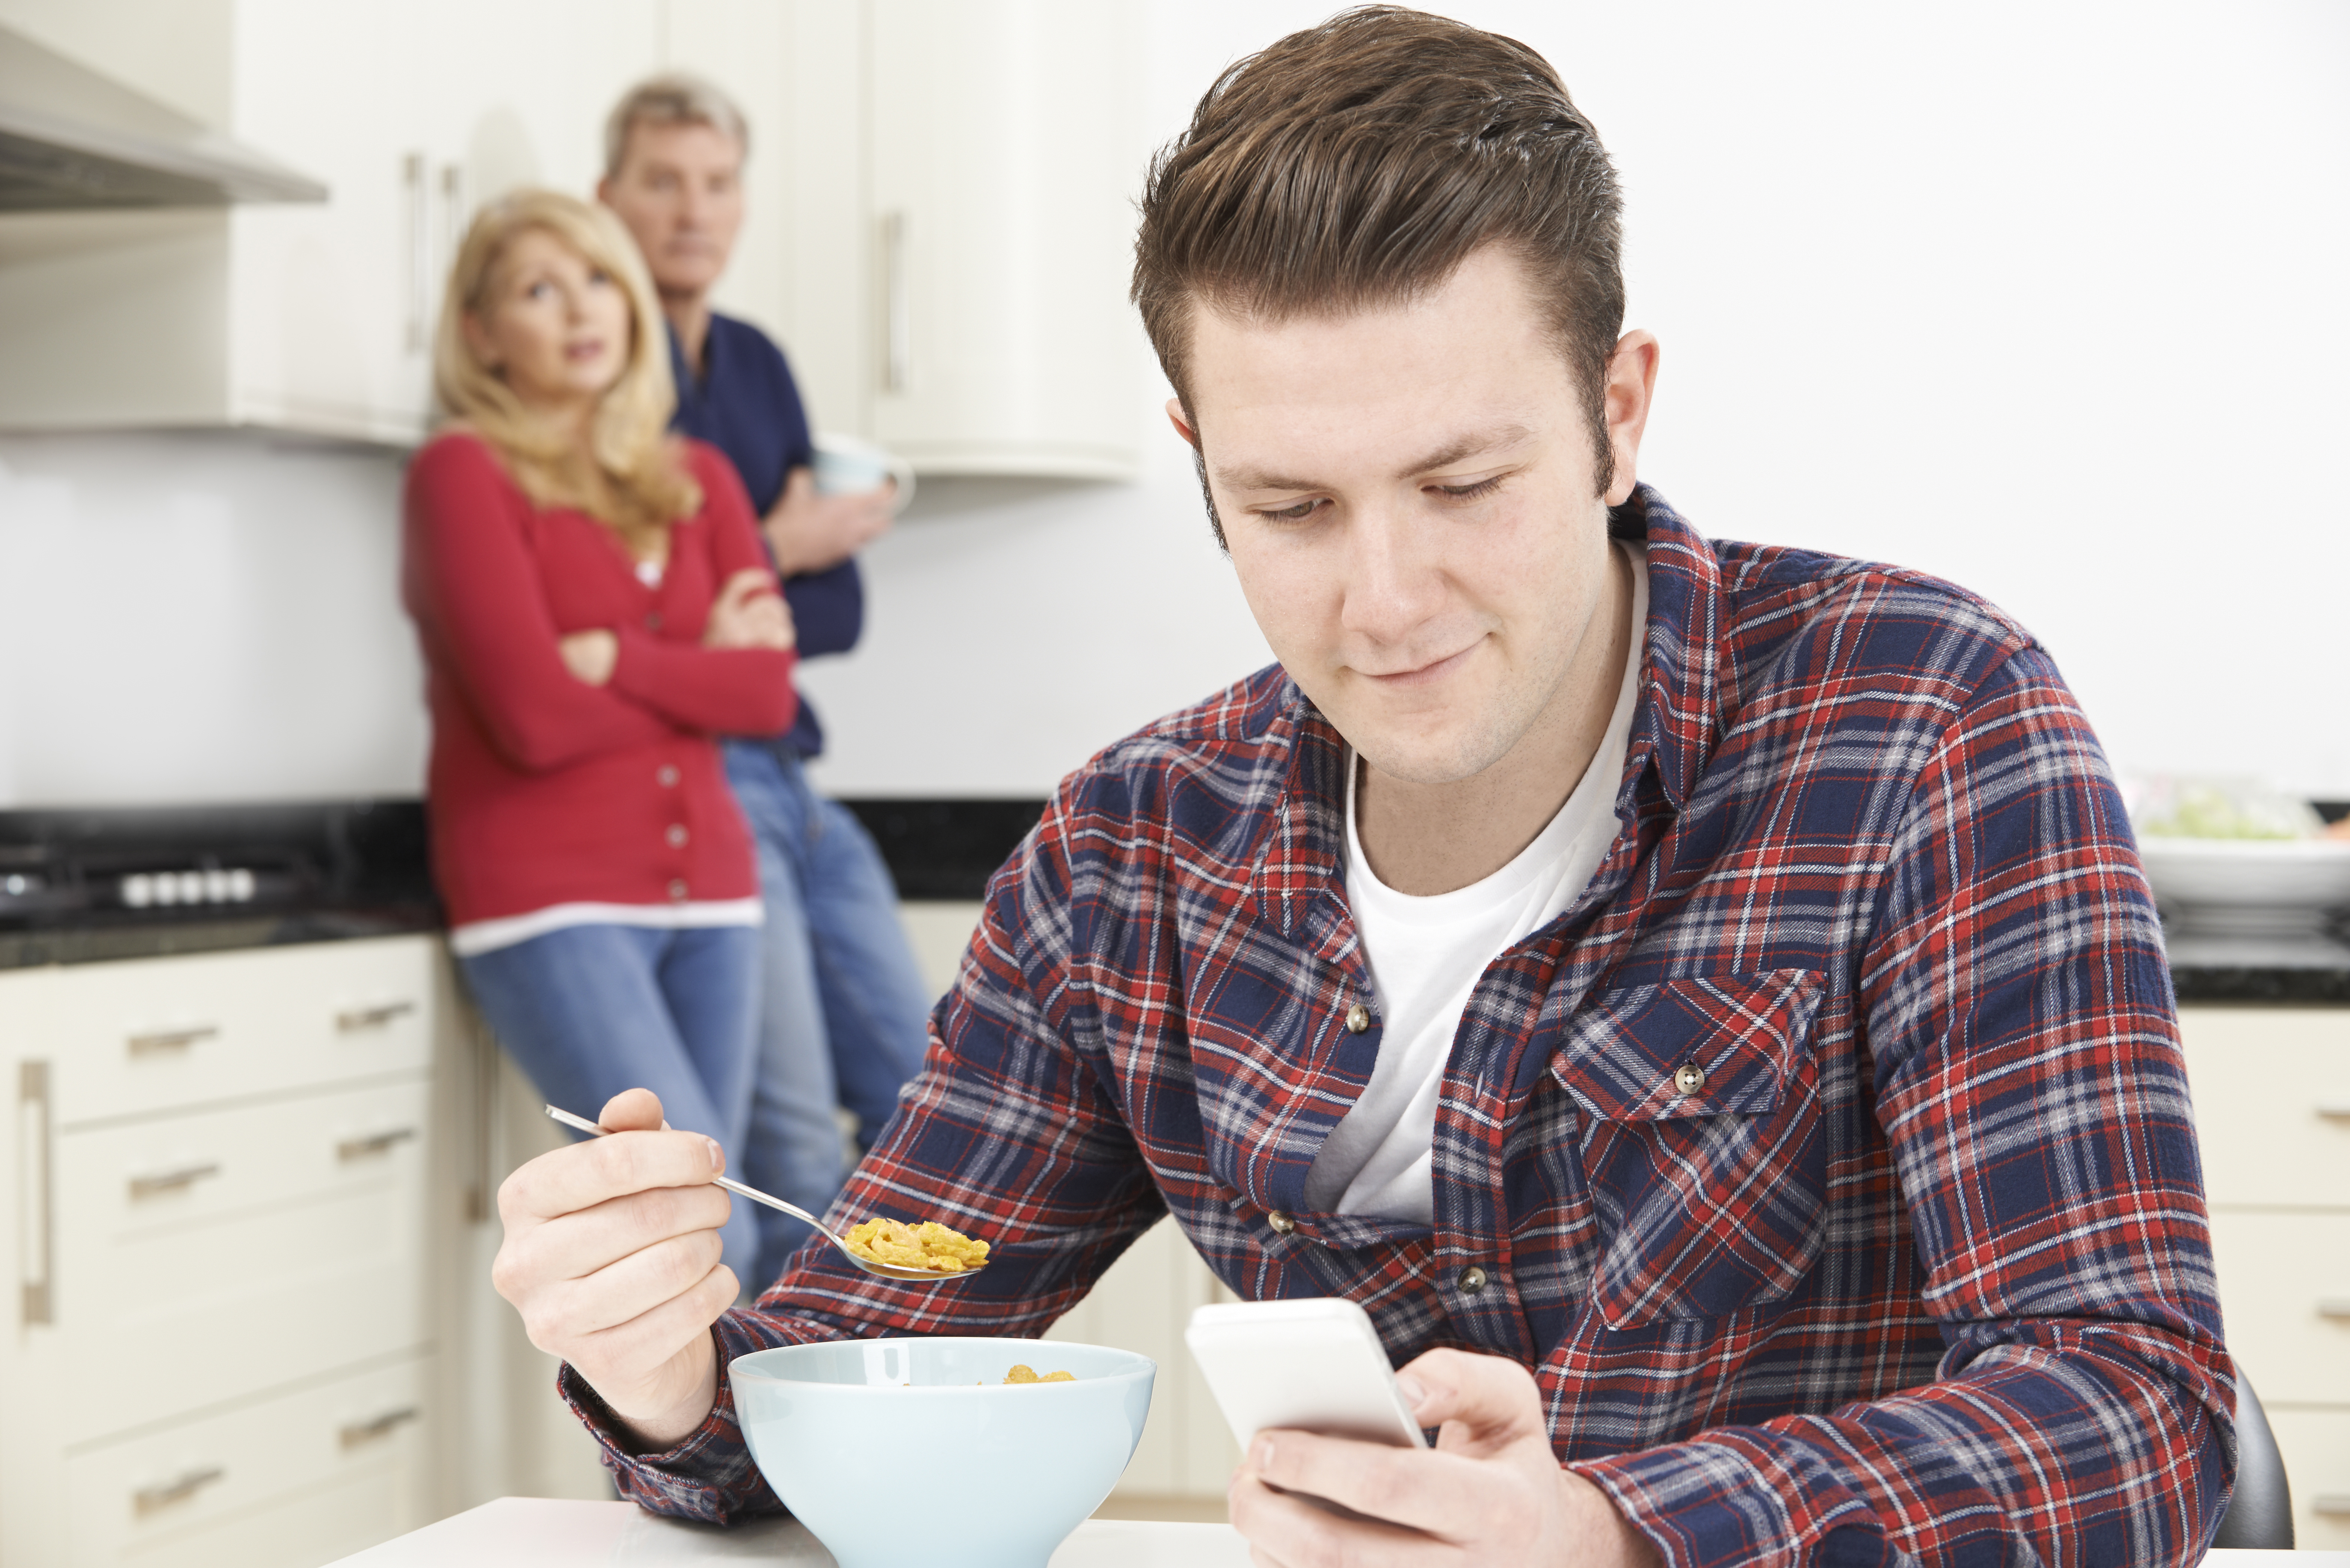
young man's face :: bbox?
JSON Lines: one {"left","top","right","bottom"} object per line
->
{"left": 1176, "top": 245, "right": 1656, "bottom": 788}
{"left": 597, "top": 121, "right": 745, "bottom": 300}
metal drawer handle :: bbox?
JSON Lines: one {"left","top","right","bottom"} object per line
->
{"left": 2315, "top": 1493, "right": 2350, "bottom": 1517}
{"left": 134, "top": 1465, "right": 224, "bottom": 1514}
{"left": 2320, "top": 1102, "right": 2350, "bottom": 1121}
{"left": 20, "top": 1062, "right": 52, "bottom": 1325}
{"left": 2320, "top": 1299, "right": 2350, "bottom": 1321}
{"left": 335, "top": 1001, "right": 417, "bottom": 1033}
{"left": 339, "top": 1405, "right": 420, "bottom": 1447}
{"left": 337, "top": 1127, "right": 418, "bottom": 1162}
{"left": 127, "top": 1025, "right": 218, "bottom": 1055}
{"left": 128, "top": 1162, "right": 222, "bottom": 1200}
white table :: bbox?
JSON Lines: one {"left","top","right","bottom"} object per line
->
{"left": 330, "top": 1498, "right": 2347, "bottom": 1565}
{"left": 330, "top": 1497, "right": 1251, "bottom": 1565}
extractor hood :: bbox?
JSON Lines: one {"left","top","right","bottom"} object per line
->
{"left": 0, "top": 24, "right": 324, "bottom": 211}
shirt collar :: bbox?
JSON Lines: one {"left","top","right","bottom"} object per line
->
{"left": 1611, "top": 482, "right": 1722, "bottom": 815}
{"left": 1248, "top": 483, "right": 1724, "bottom": 941}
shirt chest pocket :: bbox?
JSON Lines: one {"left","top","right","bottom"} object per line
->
{"left": 1550, "top": 969, "right": 1828, "bottom": 1328}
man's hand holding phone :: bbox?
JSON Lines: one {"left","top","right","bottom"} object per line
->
{"left": 490, "top": 1088, "right": 735, "bottom": 1452}
{"left": 1190, "top": 1300, "right": 1661, "bottom": 1566}
{"left": 1229, "top": 1349, "right": 1661, "bottom": 1566}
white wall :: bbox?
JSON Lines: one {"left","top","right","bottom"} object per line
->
{"left": 0, "top": 431, "right": 421, "bottom": 806}
{"left": 803, "top": 0, "right": 2350, "bottom": 801}
{"left": 0, "top": 3, "right": 2341, "bottom": 808}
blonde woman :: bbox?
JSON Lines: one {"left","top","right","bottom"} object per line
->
{"left": 402, "top": 189, "right": 794, "bottom": 1287}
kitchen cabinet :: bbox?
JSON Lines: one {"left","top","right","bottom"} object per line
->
{"left": 769, "top": 0, "right": 1150, "bottom": 480}
{"left": 0, "top": 0, "right": 662, "bottom": 444}
{"left": 2179, "top": 1003, "right": 2350, "bottom": 1549}
{"left": 1, "top": 931, "right": 608, "bottom": 1564}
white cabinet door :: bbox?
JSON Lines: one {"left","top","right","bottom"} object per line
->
{"left": 226, "top": 0, "right": 431, "bottom": 442}
{"left": 867, "top": 0, "right": 1146, "bottom": 479}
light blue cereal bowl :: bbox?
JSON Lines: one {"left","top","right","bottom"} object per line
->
{"left": 730, "top": 1337, "right": 1156, "bottom": 1568}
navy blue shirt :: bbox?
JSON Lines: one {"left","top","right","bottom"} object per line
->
{"left": 667, "top": 313, "right": 861, "bottom": 757}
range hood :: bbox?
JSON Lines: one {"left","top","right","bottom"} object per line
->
{"left": 0, "top": 24, "right": 324, "bottom": 211}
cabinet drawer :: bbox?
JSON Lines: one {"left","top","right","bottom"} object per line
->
{"left": 2177, "top": 1006, "right": 2350, "bottom": 1208}
{"left": 51, "top": 1081, "right": 431, "bottom": 1443}
{"left": 2207, "top": 1209, "right": 2350, "bottom": 1406}
{"left": 40, "top": 938, "right": 436, "bottom": 1126}
{"left": 65, "top": 1354, "right": 431, "bottom": 1568}
{"left": 2263, "top": 1406, "right": 2350, "bottom": 1551}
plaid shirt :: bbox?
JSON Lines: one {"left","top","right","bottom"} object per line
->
{"left": 567, "top": 486, "right": 2232, "bottom": 1567}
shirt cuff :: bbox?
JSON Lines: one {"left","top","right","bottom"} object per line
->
{"left": 554, "top": 1326, "right": 782, "bottom": 1526}
{"left": 1572, "top": 1431, "right": 1884, "bottom": 1568}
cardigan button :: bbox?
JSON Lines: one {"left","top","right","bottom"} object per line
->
{"left": 666, "top": 879, "right": 689, "bottom": 902}
{"left": 666, "top": 824, "right": 689, "bottom": 848}
{"left": 657, "top": 765, "right": 680, "bottom": 787}
{"left": 1266, "top": 1210, "right": 1296, "bottom": 1235}
{"left": 645, "top": 612, "right": 663, "bottom": 630}
{"left": 1344, "top": 1003, "right": 1371, "bottom": 1034}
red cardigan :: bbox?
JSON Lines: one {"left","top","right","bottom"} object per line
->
{"left": 401, "top": 432, "right": 797, "bottom": 928}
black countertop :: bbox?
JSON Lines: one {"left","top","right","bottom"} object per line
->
{"left": 2163, "top": 931, "right": 2350, "bottom": 1005}
{"left": 5, "top": 798, "right": 2345, "bottom": 1007}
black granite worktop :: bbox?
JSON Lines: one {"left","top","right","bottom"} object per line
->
{"left": 2164, "top": 931, "right": 2350, "bottom": 1005}
{"left": 7, "top": 795, "right": 2344, "bottom": 1008}
{"left": 0, "top": 799, "right": 438, "bottom": 970}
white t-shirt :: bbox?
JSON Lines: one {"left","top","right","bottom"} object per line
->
{"left": 1301, "top": 542, "right": 1648, "bottom": 1223}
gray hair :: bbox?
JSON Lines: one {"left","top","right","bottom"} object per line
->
{"left": 604, "top": 73, "right": 749, "bottom": 180}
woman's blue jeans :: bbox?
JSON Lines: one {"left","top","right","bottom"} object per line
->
{"left": 459, "top": 923, "right": 761, "bottom": 1284}
{"left": 723, "top": 740, "right": 933, "bottom": 1288}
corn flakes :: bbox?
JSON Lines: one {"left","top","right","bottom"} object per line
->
{"left": 1001, "top": 1364, "right": 1075, "bottom": 1384}
{"left": 842, "top": 1217, "right": 990, "bottom": 1274}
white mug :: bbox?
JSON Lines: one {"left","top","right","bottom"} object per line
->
{"left": 811, "top": 432, "right": 917, "bottom": 514}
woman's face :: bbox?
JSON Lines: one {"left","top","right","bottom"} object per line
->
{"left": 465, "top": 228, "right": 633, "bottom": 414}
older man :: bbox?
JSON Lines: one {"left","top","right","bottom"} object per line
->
{"left": 597, "top": 76, "right": 930, "bottom": 1289}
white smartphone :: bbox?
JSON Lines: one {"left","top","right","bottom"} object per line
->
{"left": 1186, "top": 1296, "right": 1428, "bottom": 1451}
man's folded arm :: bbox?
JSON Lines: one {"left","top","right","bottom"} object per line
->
{"left": 1577, "top": 648, "right": 2234, "bottom": 1568}
{"left": 557, "top": 781, "right": 1171, "bottom": 1522}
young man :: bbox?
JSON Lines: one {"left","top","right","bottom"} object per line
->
{"left": 500, "top": 15, "right": 2232, "bottom": 1564}
{"left": 596, "top": 77, "right": 932, "bottom": 1287}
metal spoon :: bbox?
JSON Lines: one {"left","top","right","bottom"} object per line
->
{"left": 542, "top": 1104, "right": 987, "bottom": 1284}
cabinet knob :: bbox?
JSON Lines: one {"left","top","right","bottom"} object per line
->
{"left": 127, "top": 1024, "right": 219, "bottom": 1055}
{"left": 128, "top": 1161, "right": 222, "bottom": 1200}
{"left": 134, "top": 1466, "right": 225, "bottom": 1515}
{"left": 338, "top": 1405, "right": 421, "bottom": 1448}
{"left": 337, "top": 1127, "right": 418, "bottom": 1162}
{"left": 335, "top": 1000, "right": 417, "bottom": 1033}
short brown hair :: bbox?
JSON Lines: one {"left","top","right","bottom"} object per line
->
{"left": 604, "top": 73, "right": 748, "bottom": 182}
{"left": 1133, "top": 7, "right": 1625, "bottom": 501}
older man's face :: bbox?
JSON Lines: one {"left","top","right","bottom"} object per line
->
{"left": 599, "top": 121, "right": 745, "bottom": 300}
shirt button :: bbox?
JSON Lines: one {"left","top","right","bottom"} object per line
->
{"left": 1673, "top": 1062, "right": 1707, "bottom": 1096}
{"left": 1344, "top": 1003, "right": 1371, "bottom": 1034}
{"left": 666, "top": 824, "right": 689, "bottom": 848}
{"left": 666, "top": 879, "right": 689, "bottom": 902}
{"left": 1457, "top": 1265, "right": 1489, "bottom": 1295}
{"left": 657, "top": 765, "right": 680, "bottom": 787}
{"left": 1266, "top": 1210, "right": 1296, "bottom": 1235}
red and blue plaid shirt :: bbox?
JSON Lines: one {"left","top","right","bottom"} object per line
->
{"left": 567, "top": 486, "right": 2232, "bottom": 1567}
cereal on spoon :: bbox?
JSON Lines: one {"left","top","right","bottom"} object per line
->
{"left": 841, "top": 1217, "right": 990, "bottom": 1274}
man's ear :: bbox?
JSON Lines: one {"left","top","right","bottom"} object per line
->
{"left": 1165, "top": 398, "right": 1201, "bottom": 450}
{"left": 1601, "top": 331, "right": 1661, "bottom": 507}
